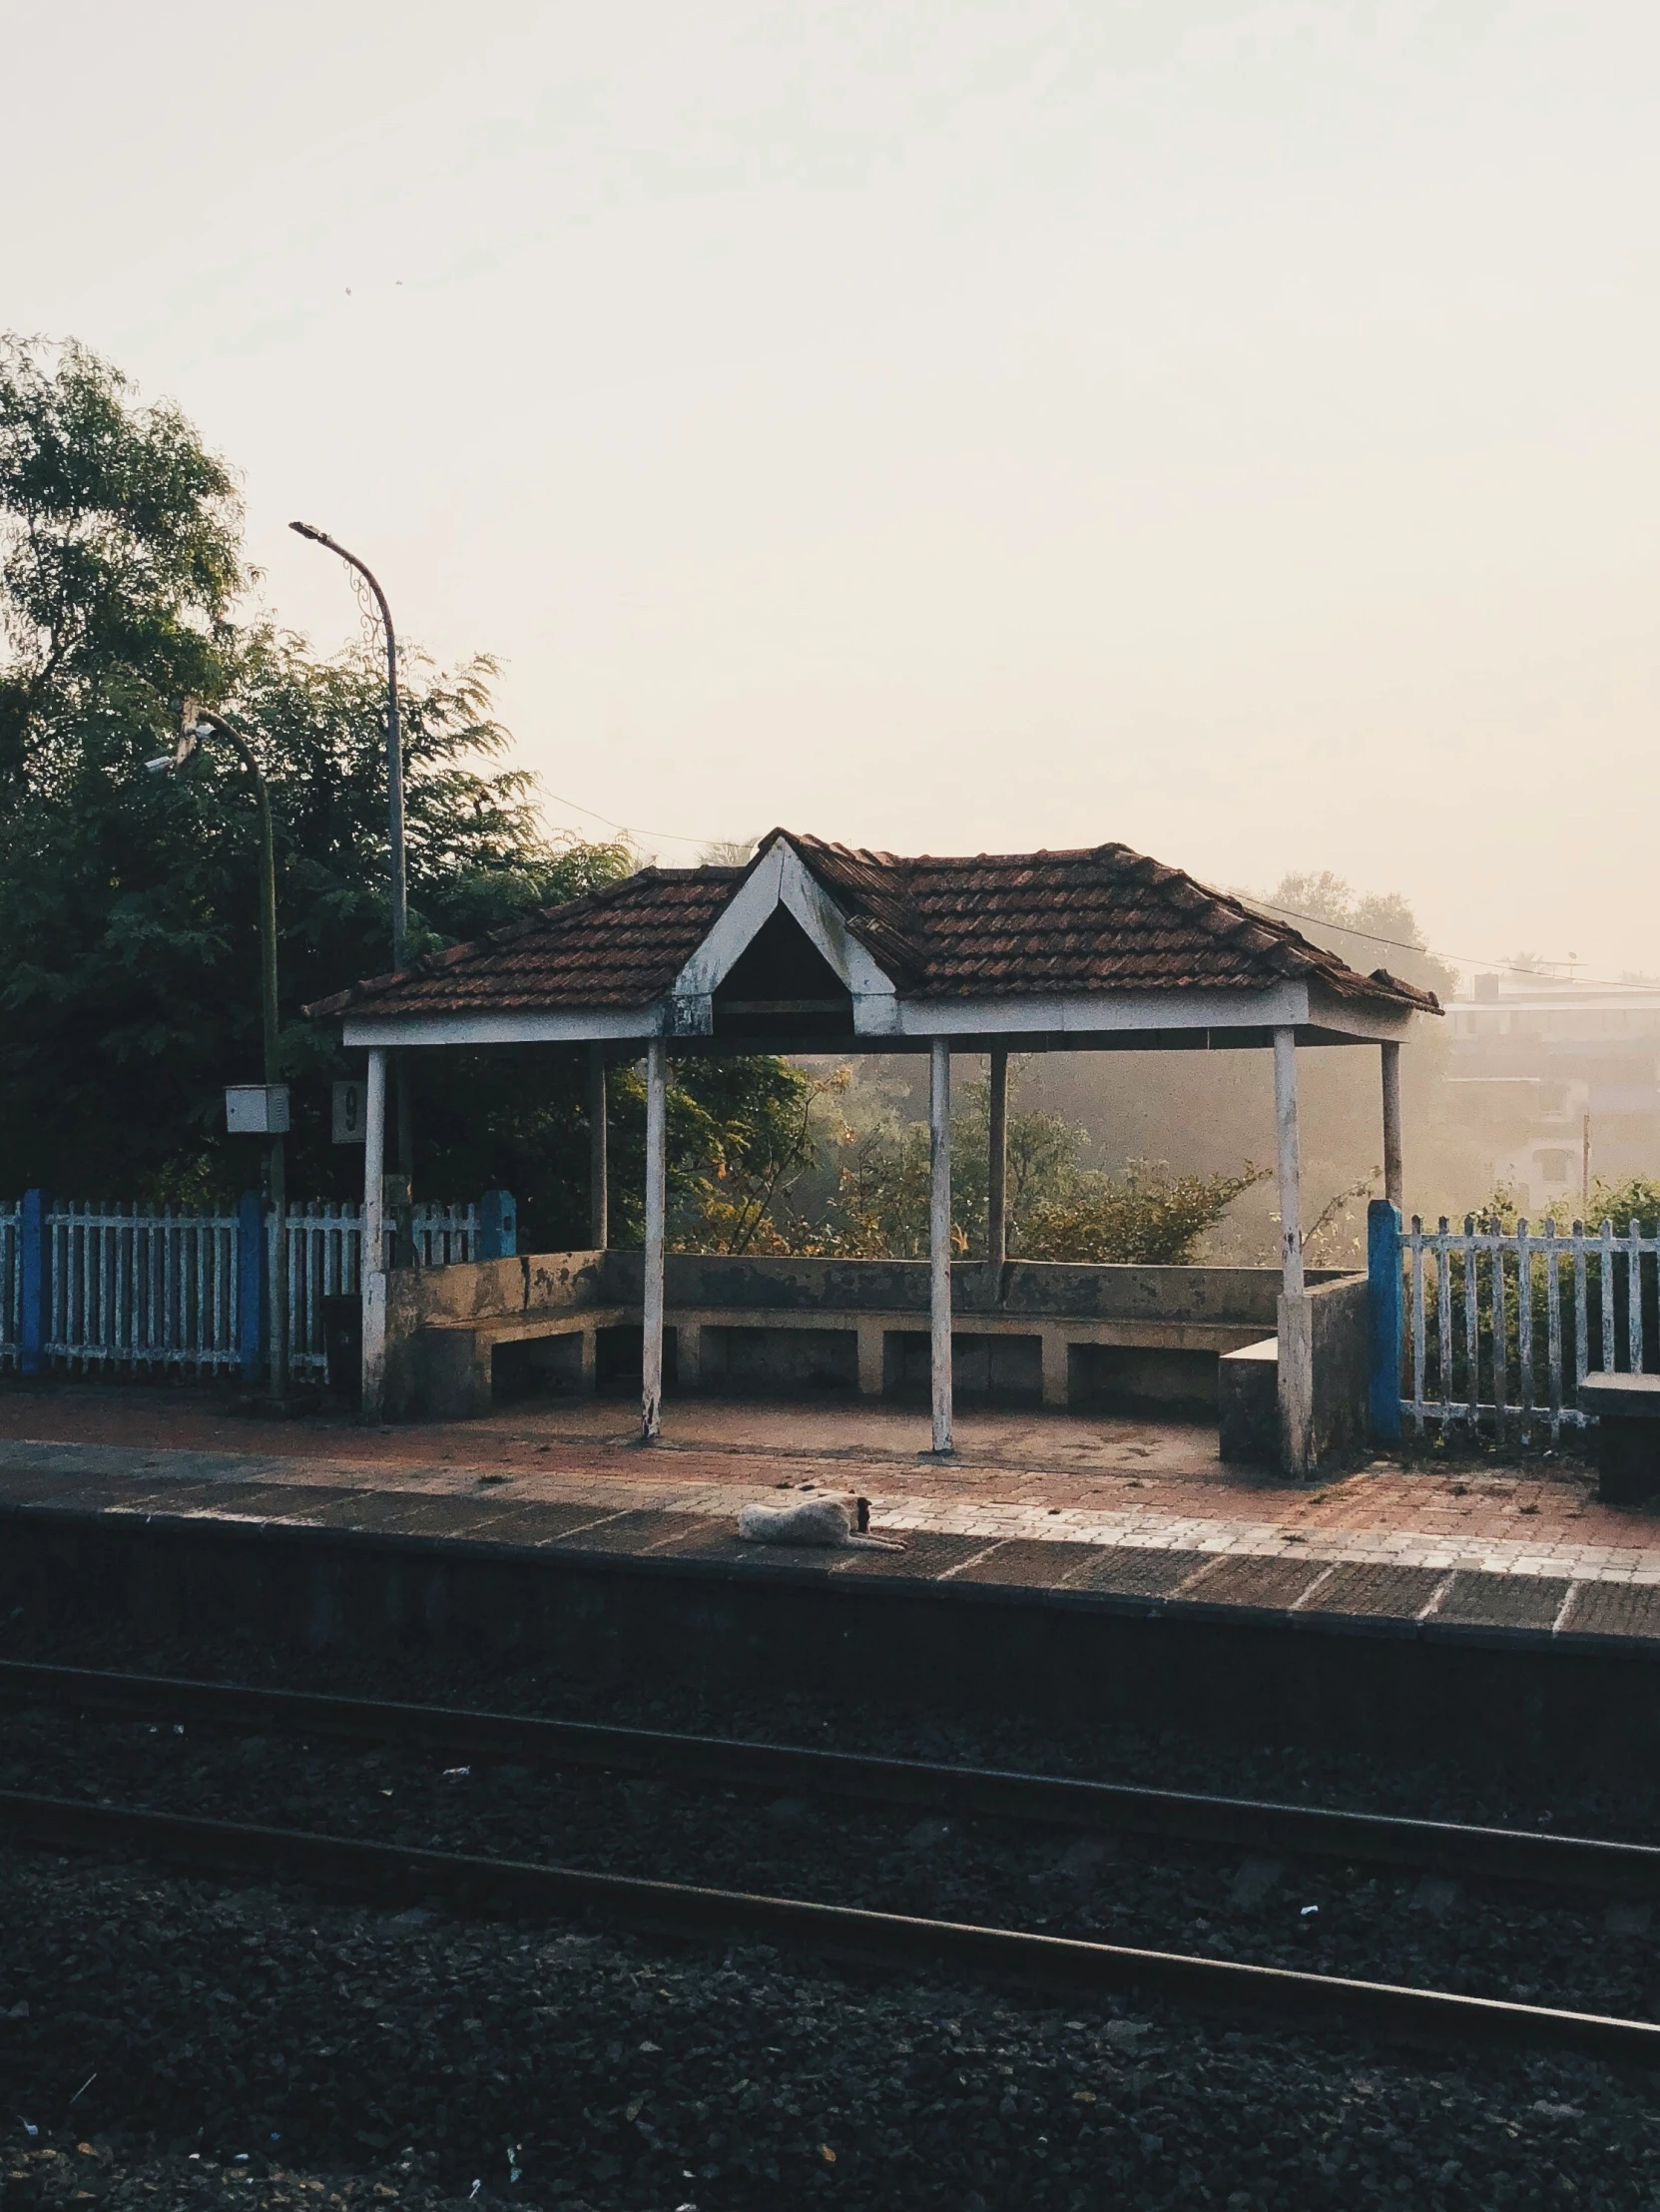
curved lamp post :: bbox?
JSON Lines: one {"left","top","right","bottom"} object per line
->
{"left": 287, "top": 523, "right": 412, "bottom": 1230}
{"left": 286, "top": 521, "right": 406, "bottom": 969}
{"left": 148, "top": 707, "right": 287, "bottom": 1400}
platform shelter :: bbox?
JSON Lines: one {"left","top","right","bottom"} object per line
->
{"left": 311, "top": 831, "right": 1438, "bottom": 1472}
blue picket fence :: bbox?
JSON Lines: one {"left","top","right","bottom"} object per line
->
{"left": 0, "top": 1192, "right": 513, "bottom": 1381}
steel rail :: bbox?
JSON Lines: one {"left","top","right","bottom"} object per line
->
{"left": 1, "top": 1788, "right": 1656, "bottom": 2065}
{"left": 2, "top": 1658, "right": 1655, "bottom": 1899}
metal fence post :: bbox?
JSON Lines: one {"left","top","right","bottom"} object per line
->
{"left": 19, "top": 1190, "right": 46, "bottom": 1378}
{"left": 236, "top": 1190, "right": 266, "bottom": 1382}
{"left": 1368, "top": 1198, "right": 1403, "bottom": 1441}
{"left": 478, "top": 1190, "right": 517, "bottom": 1261}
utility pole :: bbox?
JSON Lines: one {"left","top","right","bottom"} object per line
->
{"left": 149, "top": 707, "right": 287, "bottom": 1400}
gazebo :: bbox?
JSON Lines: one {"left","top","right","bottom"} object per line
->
{"left": 311, "top": 830, "right": 1437, "bottom": 1470}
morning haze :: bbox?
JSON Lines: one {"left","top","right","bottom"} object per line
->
{"left": 4, "top": 0, "right": 1656, "bottom": 976}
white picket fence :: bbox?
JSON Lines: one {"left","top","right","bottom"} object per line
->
{"left": 43, "top": 1203, "right": 243, "bottom": 1373}
{"left": 1, "top": 1198, "right": 483, "bottom": 1379}
{"left": 1403, "top": 1214, "right": 1657, "bottom": 1440}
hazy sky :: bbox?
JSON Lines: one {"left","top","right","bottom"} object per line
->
{"left": 7, "top": 0, "right": 1658, "bottom": 980}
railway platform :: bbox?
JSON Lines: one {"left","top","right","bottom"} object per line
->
{"left": 2, "top": 1386, "right": 1659, "bottom": 1772}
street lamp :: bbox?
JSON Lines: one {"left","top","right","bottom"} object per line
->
{"left": 147, "top": 706, "right": 288, "bottom": 1401}
{"left": 287, "top": 522, "right": 413, "bottom": 1231}
{"left": 286, "top": 521, "right": 406, "bottom": 969}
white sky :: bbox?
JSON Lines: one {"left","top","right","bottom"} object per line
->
{"left": 6, "top": 0, "right": 1658, "bottom": 980}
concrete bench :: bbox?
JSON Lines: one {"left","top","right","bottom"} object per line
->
{"left": 416, "top": 1308, "right": 632, "bottom": 1419}
{"left": 1218, "top": 1338, "right": 1280, "bottom": 1465}
{"left": 675, "top": 1307, "right": 1265, "bottom": 1408}
{"left": 416, "top": 1303, "right": 1267, "bottom": 1418}
{"left": 1580, "top": 1372, "right": 1660, "bottom": 1505}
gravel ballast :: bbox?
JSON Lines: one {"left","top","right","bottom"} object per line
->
{"left": 4, "top": 1850, "right": 1660, "bottom": 2211}
{"left": 7, "top": 1612, "right": 1660, "bottom": 2205}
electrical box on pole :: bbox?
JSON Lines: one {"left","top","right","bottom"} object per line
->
{"left": 226, "top": 1084, "right": 289, "bottom": 1135}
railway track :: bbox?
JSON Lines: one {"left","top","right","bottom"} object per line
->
{"left": 4, "top": 1657, "right": 1660, "bottom": 2064}
{"left": 2, "top": 1656, "right": 1656, "bottom": 1898}
{"left": 3, "top": 1785, "right": 1659, "bottom": 2066}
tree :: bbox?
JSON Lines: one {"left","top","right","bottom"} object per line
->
{"left": 1256, "top": 870, "right": 1456, "bottom": 1006}
{"left": 0, "top": 336, "right": 822, "bottom": 1246}
{"left": 0, "top": 336, "right": 244, "bottom": 800}
{"left": 792, "top": 1066, "right": 1264, "bottom": 1264}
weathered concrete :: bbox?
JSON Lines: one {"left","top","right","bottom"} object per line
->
{"left": 3, "top": 1472, "right": 1658, "bottom": 1779}
{"left": 1219, "top": 1339, "right": 1279, "bottom": 1465}
{"left": 378, "top": 1249, "right": 1369, "bottom": 1466}
{"left": 1583, "top": 1372, "right": 1660, "bottom": 1505}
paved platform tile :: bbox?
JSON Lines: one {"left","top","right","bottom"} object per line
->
{"left": 138, "top": 1480, "right": 361, "bottom": 1524}
{"left": 1064, "top": 1546, "right": 1212, "bottom": 1599}
{"left": 832, "top": 1530, "right": 1000, "bottom": 1581}
{"left": 0, "top": 1466, "right": 128, "bottom": 1507}
{"left": 944, "top": 1538, "right": 1102, "bottom": 1591}
{"left": 1172, "top": 1552, "right": 1333, "bottom": 1611}
{"left": 433, "top": 1499, "right": 626, "bottom": 1548}
{"left": 638, "top": 1519, "right": 850, "bottom": 1573}
{"left": 1297, "top": 1562, "right": 1448, "bottom": 1621}
{"left": 1560, "top": 1581, "right": 1660, "bottom": 1642}
{"left": 538, "top": 1509, "right": 671, "bottom": 1556}
{"left": 262, "top": 1490, "right": 449, "bottom": 1534}
{"left": 1434, "top": 1572, "right": 1572, "bottom": 1632}
{"left": 29, "top": 1477, "right": 253, "bottom": 1519}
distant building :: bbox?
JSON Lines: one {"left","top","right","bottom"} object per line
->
{"left": 1446, "top": 971, "right": 1660, "bottom": 1213}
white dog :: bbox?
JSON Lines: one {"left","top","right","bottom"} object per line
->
{"left": 736, "top": 1490, "right": 904, "bottom": 1551}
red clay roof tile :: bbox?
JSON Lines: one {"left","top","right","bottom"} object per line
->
{"left": 305, "top": 832, "right": 1439, "bottom": 1022}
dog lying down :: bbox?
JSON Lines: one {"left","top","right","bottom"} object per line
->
{"left": 736, "top": 1491, "right": 906, "bottom": 1551}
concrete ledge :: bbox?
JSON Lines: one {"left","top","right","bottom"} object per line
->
{"left": 6, "top": 1482, "right": 1660, "bottom": 1776}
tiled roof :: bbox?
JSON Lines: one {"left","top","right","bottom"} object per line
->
{"left": 307, "top": 832, "right": 1440, "bottom": 1020}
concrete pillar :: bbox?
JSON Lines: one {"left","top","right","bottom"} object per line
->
{"left": 641, "top": 1039, "right": 667, "bottom": 1441}
{"left": 589, "top": 1045, "right": 609, "bottom": 1250}
{"left": 677, "top": 1322, "right": 703, "bottom": 1388}
{"left": 1040, "top": 1329, "right": 1069, "bottom": 1409}
{"left": 1274, "top": 1025, "right": 1304, "bottom": 1298}
{"left": 1381, "top": 1039, "right": 1403, "bottom": 1212}
{"left": 1273, "top": 1025, "right": 1313, "bottom": 1476}
{"left": 985, "top": 1047, "right": 1008, "bottom": 1294}
{"left": 855, "top": 1320, "right": 885, "bottom": 1398}
{"left": 929, "top": 1038, "right": 953, "bottom": 1455}
{"left": 361, "top": 1047, "right": 387, "bottom": 1418}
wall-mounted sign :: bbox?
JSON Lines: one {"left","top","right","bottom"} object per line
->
{"left": 332, "top": 1080, "right": 367, "bottom": 1144}
{"left": 226, "top": 1084, "right": 289, "bottom": 1135}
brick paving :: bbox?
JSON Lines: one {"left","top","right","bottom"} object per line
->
{"left": 1, "top": 1382, "right": 1657, "bottom": 1586}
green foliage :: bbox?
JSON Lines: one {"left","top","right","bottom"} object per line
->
{"left": 0, "top": 336, "right": 245, "bottom": 801}
{"left": 0, "top": 334, "right": 820, "bottom": 1245}
{"left": 1583, "top": 1177, "right": 1660, "bottom": 1234}
{"left": 794, "top": 1068, "right": 1263, "bottom": 1265}
{"left": 663, "top": 1058, "right": 829, "bottom": 1254}
{"left": 1019, "top": 1159, "right": 1268, "bottom": 1265}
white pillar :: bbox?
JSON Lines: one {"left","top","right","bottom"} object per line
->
{"left": 1273, "top": 1026, "right": 1304, "bottom": 1298}
{"left": 589, "top": 1044, "right": 609, "bottom": 1250}
{"left": 929, "top": 1038, "right": 953, "bottom": 1455}
{"left": 985, "top": 1046, "right": 1008, "bottom": 1286}
{"left": 641, "top": 1038, "right": 667, "bottom": 1442}
{"left": 1381, "top": 1039, "right": 1402, "bottom": 1212}
{"left": 1273, "top": 1024, "right": 1313, "bottom": 1476}
{"left": 360, "top": 1047, "right": 387, "bottom": 1418}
